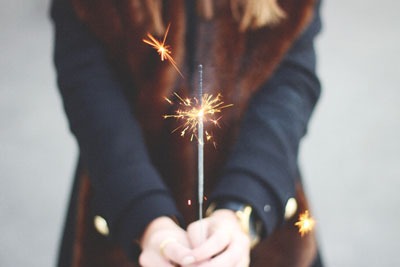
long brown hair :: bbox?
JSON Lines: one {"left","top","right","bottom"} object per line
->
{"left": 199, "top": 0, "right": 285, "bottom": 31}
{"left": 146, "top": 0, "right": 285, "bottom": 34}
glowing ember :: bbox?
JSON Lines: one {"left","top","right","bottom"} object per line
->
{"left": 142, "top": 23, "right": 183, "bottom": 77}
{"left": 295, "top": 210, "right": 315, "bottom": 237}
{"left": 164, "top": 93, "right": 232, "bottom": 146}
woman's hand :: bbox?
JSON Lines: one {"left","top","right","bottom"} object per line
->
{"left": 139, "top": 216, "right": 196, "bottom": 267}
{"left": 187, "top": 210, "right": 251, "bottom": 267}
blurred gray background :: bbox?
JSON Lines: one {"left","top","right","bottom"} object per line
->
{"left": 1, "top": 0, "right": 399, "bottom": 266}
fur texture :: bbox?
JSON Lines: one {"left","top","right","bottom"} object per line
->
{"left": 70, "top": 0, "right": 317, "bottom": 266}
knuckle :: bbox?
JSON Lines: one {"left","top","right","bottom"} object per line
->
{"left": 235, "top": 231, "right": 250, "bottom": 244}
{"left": 150, "top": 230, "right": 172, "bottom": 246}
{"left": 215, "top": 231, "right": 230, "bottom": 246}
{"left": 239, "top": 235, "right": 250, "bottom": 247}
{"left": 215, "top": 237, "right": 227, "bottom": 249}
{"left": 138, "top": 251, "right": 149, "bottom": 266}
{"left": 164, "top": 244, "right": 178, "bottom": 258}
{"left": 149, "top": 231, "right": 163, "bottom": 244}
{"left": 187, "top": 222, "right": 198, "bottom": 234}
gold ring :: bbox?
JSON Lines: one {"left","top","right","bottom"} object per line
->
{"left": 159, "top": 238, "right": 177, "bottom": 258}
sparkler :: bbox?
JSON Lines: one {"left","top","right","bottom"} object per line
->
{"left": 163, "top": 92, "right": 233, "bottom": 145}
{"left": 198, "top": 65, "right": 204, "bottom": 220}
{"left": 295, "top": 210, "right": 315, "bottom": 237}
{"left": 147, "top": 23, "right": 232, "bottom": 221}
{"left": 163, "top": 65, "right": 233, "bottom": 220}
{"left": 142, "top": 23, "right": 184, "bottom": 78}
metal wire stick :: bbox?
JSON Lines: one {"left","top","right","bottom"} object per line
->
{"left": 198, "top": 64, "right": 204, "bottom": 220}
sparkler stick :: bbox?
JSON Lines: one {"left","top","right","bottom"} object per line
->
{"left": 163, "top": 67, "right": 232, "bottom": 222}
{"left": 198, "top": 64, "right": 204, "bottom": 220}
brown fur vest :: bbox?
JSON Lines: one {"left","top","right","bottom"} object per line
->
{"left": 70, "top": 0, "right": 318, "bottom": 266}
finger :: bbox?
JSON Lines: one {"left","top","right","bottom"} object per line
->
{"left": 163, "top": 240, "right": 196, "bottom": 265}
{"left": 235, "top": 255, "right": 251, "bottom": 267}
{"left": 187, "top": 219, "right": 210, "bottom": 248}
{"left": 191, "top": 227, "right": 232, "bottom": 262}
{"left": 183, "top": 258, "right": 210, "bottom": 267}
{"left": 197, "top": 232, "right": 250, "bottom": 267}
{"left": 139, "top": 250, "right": 175, "bottom": 267}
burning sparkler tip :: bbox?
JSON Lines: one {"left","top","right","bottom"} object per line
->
{"left": 163, "top": 93, "right": 232, "bottom": 147}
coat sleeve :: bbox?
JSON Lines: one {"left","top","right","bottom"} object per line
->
{"left": 50, "top": 0, "right": 182, "bottom": 258}
{"left": 209, "top": 1, "right": 322, "bottom": 238}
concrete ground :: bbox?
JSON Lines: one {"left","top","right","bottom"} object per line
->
{"left": 0, "top": 0, "right": 399, "bottom": 266}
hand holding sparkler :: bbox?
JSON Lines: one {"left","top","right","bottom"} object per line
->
{"left": 139, "top": 216, "right": 196, "bottom": 266}
{"left": 186, "top": 209, "right": 251, "bottom": 266}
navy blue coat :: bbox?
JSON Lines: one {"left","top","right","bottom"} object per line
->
{"left": 51, "top": 0, "right": 322, "bottom": 264}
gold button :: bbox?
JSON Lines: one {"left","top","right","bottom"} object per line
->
{"left": 284, "top": 198, "right": 298, "bottom": 219}
{"left": 94, "top": 215, "right": 109, "bottom": 236}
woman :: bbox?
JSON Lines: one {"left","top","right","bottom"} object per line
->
{"left": 51, "top": 0, "right": 323, "bottom": 266}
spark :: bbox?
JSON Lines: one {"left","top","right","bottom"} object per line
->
{"left": 295, "top": 210, "right": 315, "bottom": 237}
{"left": 164, "top": 97, "right": 173, "bottom": 105}
{"left": 142, "top": 23, "right": 184, "bottom": 77}
{"left": 164, "top": 93, "right": 233, "bottom": 144}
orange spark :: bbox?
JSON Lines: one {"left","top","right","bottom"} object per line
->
{"left": 295, "top": 210, "right": 315, "bottom": 237}
{"left": 142, "top": 23, "right": 183, "bottom": 77}
{"left": 205, "top": 131, "right": 212, "bottom": 141}
{"left": 164, "top": 93, "right": 233, "bottom": 144}
{"left": 164, "top": 97, "right": 173, "bottom": 105}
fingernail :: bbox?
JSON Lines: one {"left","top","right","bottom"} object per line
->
{"left": 181, "top": 255, "right": 195, "bottom": 265}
